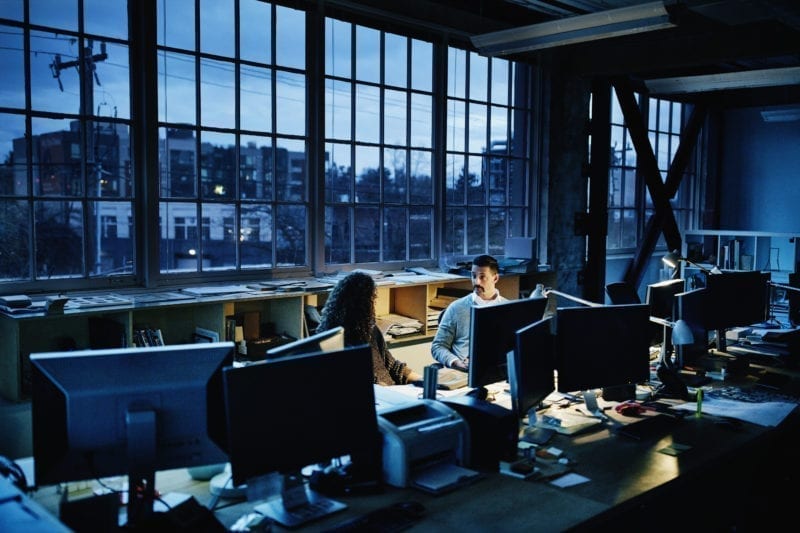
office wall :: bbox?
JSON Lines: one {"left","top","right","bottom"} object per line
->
{"left": 718, "top": 107, "right": 800, "bottom": 232}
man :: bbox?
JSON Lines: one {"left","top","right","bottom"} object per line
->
{"left": 431, "top": 254, "right": 508, "bottom": 370}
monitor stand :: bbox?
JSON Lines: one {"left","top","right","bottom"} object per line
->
{"left": 253, "top": 471, "right": 347, "bottom": 528}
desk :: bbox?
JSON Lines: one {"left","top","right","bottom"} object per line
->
{"left": 23, "top": 374, "right": 800, "bottom": 532}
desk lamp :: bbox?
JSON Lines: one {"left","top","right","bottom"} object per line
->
{"left": 662, "top": 250, "right": 722, "bottom": 276}
{"left": 650, "top": 316, "right": 694, "bottom": 399}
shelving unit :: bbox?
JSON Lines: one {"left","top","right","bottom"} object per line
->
{"left": 0, "top": 271, "right": 550, "bottom": 401}
{"left": 683, "top": 230, "right": 800, "bottom": 284}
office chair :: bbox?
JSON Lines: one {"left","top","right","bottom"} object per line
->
{"left": 605, "top": 281, "right": 641, "bottom": 305}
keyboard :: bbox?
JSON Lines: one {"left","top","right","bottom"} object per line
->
{"left": 324, "top": 501, "right": 425, "bottom": 532}
{"left": 615, "top": 414, "right": 682, "bottom": 440}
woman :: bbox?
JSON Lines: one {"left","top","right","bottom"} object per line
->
{"left": 317, "top": 271, "right": 422, "bottom": 385}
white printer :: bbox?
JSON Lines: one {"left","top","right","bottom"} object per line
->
{"left": 376, "top": 399, "right": 472, "bottom": 489}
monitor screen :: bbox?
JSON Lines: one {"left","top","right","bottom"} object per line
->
{"left": 508, "top": 316, "right": 555, "bottom": 417}
{"left": 265, "top": 326, "right": 345, "bottom": 359}
{"left": 703, "top": 270, "right": 770, "bottom": 330}
{"left": 468, "top": 297, "right": 549, "bottom": 389}
{"left": 789, "top": 272, "right": 800, "bottom": 327}
{"left": 30, "top": 342, "right": 234, "bottom": 523}
{"left": 646, "top": 278, "right": 685, "bottom": 345}
{"left": 554, "top": 304, "right": 650, "bottom": 393}
{"left": 222, "top": 344, "right": 380, "bottom": 487}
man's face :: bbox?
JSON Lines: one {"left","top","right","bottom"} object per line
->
{"left": 471, "top": 265, "right": 498, "bottom": 300}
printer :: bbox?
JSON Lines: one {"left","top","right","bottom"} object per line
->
{"left": 377, "top": 399, "right": 470, "bottom": 488}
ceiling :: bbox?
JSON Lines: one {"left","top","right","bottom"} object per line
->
{"left": 333, "top": 0, "right": 800, "bottom": 108}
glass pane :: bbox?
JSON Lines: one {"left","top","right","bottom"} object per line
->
{"left": 241, "top": 203, "right": 273, "bottom": 268}
{"left": 469, "top": 52, "right": 488, "bottom": 102}
{"left": 88, "top": 200, "right": 133, "bottom": 276}
{"left": 657, "top": 133, "right": 670, "bottom": 171}
{"left": 508, "top": 157, "right": 525, "bottom": 206}
{"left": 466, "top": 155, "right": 484, "bottom": 204}
{"left": 240, "top": 134, "right": 272, "bottom": 200}
{"left": 384, "top": 33, "right": 407, "bottom": 88}
{"left": 326, "top": 78, "right": 351, "bottom": 140}
{"left": 623, "top": 168, "right": 637, "bottom": 206}
{"left": 85, "top": 0, "right": 127, "bottom": 39}
{"left": 160, "top": 201, "right": 198, "bottom": 272}
{"left": 276, "top": 137, "right": 306, "bottom": 202}
{"left": 611, "top": 125, "right": 625, "bottom": 166}
{"left": 0, "top": 1, "right": 23, "bottom": 20}
{"left": 201, "top": 58, "right": 235, "bottom": 128}
{"left": 659, "top": 99, "right": 670, "bottom": 132}
{"left": 383, "top": 206, "right": 406, "bottom": 261}
{"left": 275, "top": 5, "right": 304, "bottom": 70}
{"left": 157, "top": 0, "right": 195, "bottom": 50}
{"left": 0, "top": 199, "right": 30, "bottom": 280}
{"left": 240, "top": 0, "right": 271, "bottom": 64}
{"left": 95, "top": 42, "right": 131, "bottom": 120}
{"left": 355, "top": 25, "right": 379, "bottom": 83}
{"left": 30, "top": 0, "right": 77, "bottom": 31}
{"left": 325, "top": 205, "right": 351, "bottom": 264}
{"left": 409, "top": 149, "right": 432, "bottom": 204}
{"left": 443, "top": 206, "right": 465, "bottom": 257}
{"left": 447, "top": 47, "right": 466, "bottom": 98}
{"left": 276, "top": 71, "right": 305, "bottom": 136}
{"left": 160, "top": 126, "right": 197, "bottom": 199}
{"left": 468, "top": 102, "right": 487, "bottom": 154}
{"left": 240, "top": 65, "right": 272, "bottom": 132}
{"left": 621, "top": 208, "right": 637, "bottom": 248}
{"left": 354, "top": 145, "right": 379, "bottom": 203}
{"left": 326, "top": 18, "right": 351, "bottom": 78}
{"left": 0, "top": 24, "right": 25, "bottom": 108}
{"left": 488, "top": 207, "right": 506, "bottom": 256}
{"left": 466, "top": 206, "right": 485, "bottom": 256}
{"left": 0, "top": 113, "right": 27, "bottom": 195}
{"left": 410, "top": 93, "right": 431, "bottom": 148}
{"left": 32, "top": 117, "right": 82, "bottom": 196}
{"left": 354, "top": 205, "right": 379, "bottom": 262}
{"left": 30, "top": 30, "right": 80, "bottom": 113}
{"left": 490, "top": 105, "right": 508, "bottom": 151}
{"left": 672, "top": 103, "right": 682, "bottom": 133}
{"left": 200, "top": 0, "right": 234, "bottom": 57}
{"left": 87, "top": 121, "right": 131, "bottom": 199}
{"left": 608, "top": 167, "right": 622, "bottom": 207}
{"left": 355, "top": 83, "right": 379, "bottom": 143}
{"left": 607, "top": 209, "right": 622, "bottom": 250}
{"left": 383, "top": 147, "right": 406, "bottom": 204}
{"left": 159, "top": 51, "right": 196, "bottom": 124}
{"left": 200, "top": 131, "right": 236, "bottom": 200}
{"left": 35, "top": 200, "right": 84, "bottom": 277}
{"left": 325, "top": 142, "right": 351, "bottom": 203}
{"left": 276, "top": 204, "right": 306, "bottom": 266}
{"left": 384, "top": 89, "right": 407, "bottom": 146}
{"left": 445, "top": 153, "right": 465, "bottom": 205}
{"left": 410, "top": 39, "right": 432, "bottom": 92}
{"left": 508, "top": 207, "right": 525, "bottom": 239}
{"left": 409, "top": 206, "right": 432, "bottom": 260}
{"left": 202, "top": 202, "right": 235, "bottom": 270}
{"left": 491, "top": 58, "right": 508, "bottom": 106}
{"left": 447, "top": 99, "right": 465, "bottom": 152}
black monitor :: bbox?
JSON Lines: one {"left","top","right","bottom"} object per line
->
{"left": 673, "top": 287, "right": 710, "bottom": 366}
{"left": 468, "top": 297, "right": 549, "bottom": 389}
{"left": 646, "top": 278, "right": 686, "bottom": 345}
{"left": 221, "top": 345, "right": 380, "bottom": 528}
{"left": 789, "top": 272, "right": 800, "bottom": 327}
{"left": 265, "top": 326, "right": 345, "bottom": 359}
{"left": 507, "top": 316, "right": 555, "bottom": 418}
{"left": 30, "top": 342, "right": 234, "bottom": 526}
{"left": 554, "top": 303, "right": 650, "bottom": 394}
{"left": 704, "top": 270, "right": 770, "bottom": 331}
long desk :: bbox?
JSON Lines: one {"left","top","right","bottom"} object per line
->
{"left": 18, "top": 369, "right": 800, "bottom": 532}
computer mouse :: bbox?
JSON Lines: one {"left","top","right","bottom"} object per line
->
{"left": 392, "top": 500, "right": 426, "bottom": 518}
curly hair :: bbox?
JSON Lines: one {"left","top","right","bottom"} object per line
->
{"left": 317, "top": 271, "right": 376, "bottom": 347}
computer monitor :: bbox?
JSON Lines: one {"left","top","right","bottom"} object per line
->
{"left": 468, "top": 297, "right": 549, "bottom": 389}
{"left": 221, "top": 344, "right": 380, "bottom": 528}
{"left": 789, "top": 272, "right": 800, "bottom": 327}
{"left": 554, "top": 303, "right": 650, "bottom": 394}
{"left": 646, "top": 278, "right": 685, "bottom": 345}
{"left": 265, "top": 326, "right": 345, "bottom": 359}
{"left": 673, "top": 287, "right": 710, "bottom": 366}
{"left": 30, "top": 342, "right": 234, "bottom": 526}
{"left": 703, "top": 270, "right": 770, "bottom": 331}
{"left": 507, "top": 316, "right": 555, "bottom": 418}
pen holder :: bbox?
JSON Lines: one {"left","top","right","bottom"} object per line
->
{"left": 423, "top": 364, "right": 439, "bottom": 400}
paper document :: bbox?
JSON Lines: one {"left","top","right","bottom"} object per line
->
{"left": 673, "top": 397, "right": 796, "bottom": 426}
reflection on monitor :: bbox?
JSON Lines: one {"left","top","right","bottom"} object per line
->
{"left": 674, "top": 288, "right": 710, "bottom": 366}
{"left": 222, "top": 345, "right": 380, "bottom": 528}
{"left": 646, "top": 278, "right": 685, "bottom": 345}
{"left": 30, "top": 342, "right": 234, "bottom": 526}
{"left": 265, "top": 326, "right": 345, "bottom": 359}
{"left": 508, "top": 316, "right": 555, "bottom": 418}
{"left": 554, "top": 304, "right": 650, "bottom": 393}
{"left": 468, "top": 297, "right": 549, "bottom": 389}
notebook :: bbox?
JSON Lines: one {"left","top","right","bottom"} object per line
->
{"left": 437, "top": 368, "right": 469, "bottom": 390}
